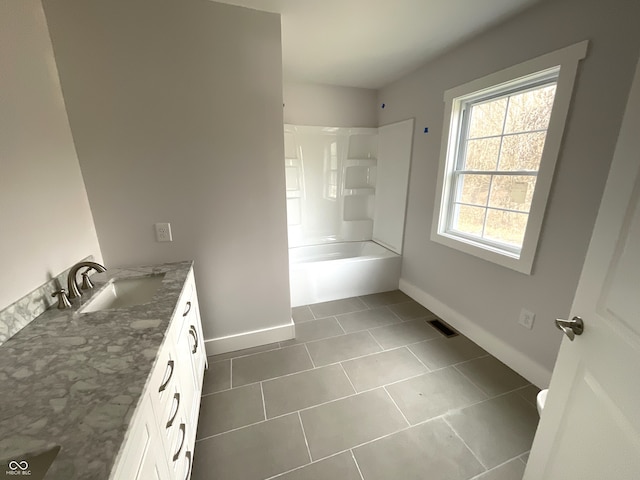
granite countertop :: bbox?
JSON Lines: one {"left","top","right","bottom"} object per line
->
{"left": 0, "top": 261, "right": 194, "bottom": 480}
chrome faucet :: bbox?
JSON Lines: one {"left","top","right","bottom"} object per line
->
{"left": 67, "top": 261, "right": 107, "bottom": 299}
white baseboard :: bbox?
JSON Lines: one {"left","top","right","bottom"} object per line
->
{"left": 399, "top": 278, "right": 552, "bottom": 388}
{"left": 204, "top": 320, "right": 295, "bottom": 356}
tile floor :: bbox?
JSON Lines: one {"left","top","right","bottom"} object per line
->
{"left": 192, "top": 291, "right": 540, "bottom": 480}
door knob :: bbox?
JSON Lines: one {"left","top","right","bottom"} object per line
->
{"left": 555, "top": 316, "right": 584, "bottom": 341}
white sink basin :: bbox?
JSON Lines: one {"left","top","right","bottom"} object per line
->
{"left": 79, "top": 274, "right": 165, "bottom": 313}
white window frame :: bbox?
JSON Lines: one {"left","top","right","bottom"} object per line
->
{"left": 431, "top": 41, "right": 588, "bottom": 274}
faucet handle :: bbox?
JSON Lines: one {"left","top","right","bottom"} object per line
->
{"left": 80, "top": 268, "right": 94, "bottom": 290}
{"left": 52, "top": 289, "right": 72, "bottom": 309}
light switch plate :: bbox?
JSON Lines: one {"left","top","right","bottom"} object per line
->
{"left": 155, "top": 222, "right": 172, "bottom": 242}
{"left": 519, "top": 308, "right": 535, "bottom": 329}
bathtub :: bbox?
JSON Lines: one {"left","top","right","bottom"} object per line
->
{"left": 289, "top": 241, "right": 401, "bottom": 307}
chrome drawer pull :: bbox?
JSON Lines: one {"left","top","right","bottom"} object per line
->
{"left": 189, "top": 326, "right": 198, "bottom": 354}
{"left": 159, "top": 360, "right": 174, "bottom": 393}
{"left": 166, "top": 392, "right": 180, "bottom": 428}
{"left": 173, "top": 423, "right": 186, "bottom": 462}
{"left": 183, "top": 301, "right": 192, "bottom": 317}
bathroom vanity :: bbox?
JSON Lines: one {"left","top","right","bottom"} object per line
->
{"left": 0, "top": 261, "right": 206, "bottom": 479}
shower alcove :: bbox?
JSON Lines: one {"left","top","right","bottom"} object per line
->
{"left": 285, "top": 120, "right": 414, "bottom": 307}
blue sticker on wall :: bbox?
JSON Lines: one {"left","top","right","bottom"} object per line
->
{"left": 381, "top": 103, "right": 386, "bottom": 109}
{"left": 424, "top": 127, "right": 429, "bottom": 133}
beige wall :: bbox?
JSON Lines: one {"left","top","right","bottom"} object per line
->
{"left": 284, "top": 82, "right": 378, "bottom": 127}
{"left": 0, "top": 0, "right": 102, "bottom": 310}
{"left": 378, "top": 0, "right": 640, "bottom": 384}
{"left": 42, "top": 0, "right": 290, "bottom": 340}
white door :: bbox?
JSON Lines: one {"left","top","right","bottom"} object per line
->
{"left": 523, "top": 58, "right": 640, "bottom": 479}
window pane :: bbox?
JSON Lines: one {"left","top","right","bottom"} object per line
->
{"left": 484, "top": 209, "right": 529, "bottom": 247}
{"left": 464, "top": 137, "right": 500, "bottom": 170}
{"left": 451, "top": 204, "right": 485, "bottom": 236}
{"left": 468, "top": 98, "right": 507, "bottom": 139}
{"left": 504, "top": 84, "right": 556, "bottom": 134}
{"left": 458, "top": 174, "right": 491, "bottom": 206}
{"left": 488, "top": 175, "right": 537, "bottom": 212}
{"left": 498, "top": 132, "right": 547, "bottom": 171}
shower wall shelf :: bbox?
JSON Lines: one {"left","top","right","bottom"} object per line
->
{"left": 284, "top": 119, "right": 414, "bottom": 252}
{"left": 343, "top": 188, "right": 375, "bottom": 196}
{"left": 346, "top": 158, "right": 377, "bottom": 164}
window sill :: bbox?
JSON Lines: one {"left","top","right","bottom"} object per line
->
{"left": 430, "top": 230, "right": 534, "bottom": 274}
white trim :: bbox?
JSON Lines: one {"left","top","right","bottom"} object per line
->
{"left": 399, "top": 278, "right": 552, "bottom": 388}
{"left": 443, "top": 41, "right": 588, "bottom": 102}
{"left": 204, "top": 320, "right": 295, "bottom": 356}
{"left": 432, "top": 40, "right": 589, "bottom": 275}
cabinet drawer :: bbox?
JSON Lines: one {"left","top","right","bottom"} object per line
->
{"left": 167, "top": 413, "right": 191, "bottom": 479}
{"left": 110, "top": 394, "right": 171, "bottom": 480}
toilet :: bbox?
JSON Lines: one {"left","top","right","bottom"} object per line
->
{"left": 537, "top": 389, "right": 549, "bottom": 416}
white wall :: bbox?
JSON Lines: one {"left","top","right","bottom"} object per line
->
{"left": 284, "top": 82, "right": 378, "bottom": 127}
{"left": 42, "top": 0, "right": 290, "bottom": 341}
{"left": 378, "top": 0, "right": 640, "bottom": 385}
{"left": 0, "top": 0, "right": 102, "bottom": 310}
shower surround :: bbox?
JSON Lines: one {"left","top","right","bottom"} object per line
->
{"left": 285, "top": 121, "right": 414, "bottom": 306}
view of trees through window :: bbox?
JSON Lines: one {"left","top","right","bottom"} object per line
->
{"left": 450, "top": 83, "right": 557, "bottom": 249}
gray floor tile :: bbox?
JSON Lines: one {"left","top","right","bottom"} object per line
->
{"left": 309, "top": 297, "right": 368, "bottom": 318}
{"left": 292, "top": 305, "right": 315, "bottom": 323}
{"left": 232, "top": 344, "right": 314, "bottom": 387}
{"left": 369, "top": 319, "right": 440, "bottom": 349}
{"left": 353, "top": 418, "right": 485, "bottom": 480}
{"left": 473, "top": 458, "right": 526, "bottom": 480}
{"left": 359, "top": 290, "right": 411, "bottom": 308}
{"left": 445, "top": 392, "right": 539, "bottom": 469}
{"left": 455, "top": 356, "right": 529, "bottom": 397}
{"left": 388, "top": 300, "right": 437, "bottom": 320}
{"left": 273, "top": 452, "right": 362, "bottom": 480}
{"left": 306, "top": 331, "right": 382, "bottom": 367}
{"left": 300, "top": 388, "right": 407, "bottom": 460}
{"left": 341, "top": 348, "right": 427, "bottom": 392}
{"left": 386, "top": 367, "right": 487, "bottom": 424}
{"left": 196, "top": 383, "right": 264, "bottom": 439}
{"left": 408, "top": 335, "right": 487, "bottom": 370}
{"left": 286, "top": 317, "right": 345, "bottom": 344}
{"left": 201, "top": 359, "right": 231, "bottom": 395}
{"left": 192, "top": 413, "right": 309, "bottom": 480}
{"left": 516, "top": 384, "right": 540, "bottom": 408}
{"left": 208, "top": 342, "right": 280, "bottom": 363}
{"left": 337, "top": 307, "right": 402, "bottom": 333}
{"left": 263, "top": 364, "right": 355, "bottom": 418}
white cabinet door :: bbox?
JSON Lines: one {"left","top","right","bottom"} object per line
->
{"left": 135, "top": 423, "right": 172, "bottom": 480}
{"left": 524, "top": 56, "right": 640, "bottom": 479}
{"left": 110, "top": 395, "right": 171, "bottom": 480}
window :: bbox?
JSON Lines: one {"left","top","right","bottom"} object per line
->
{"left": 449, "top": 72, "right": 557, "bottom": 253}
{"left": 432, "top": 41, "right": 588, "bottom": 274}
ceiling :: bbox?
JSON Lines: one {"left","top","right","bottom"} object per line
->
{"left": 214, "top": 0, "right": 540, "bottom": 89}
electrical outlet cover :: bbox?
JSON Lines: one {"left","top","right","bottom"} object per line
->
{"left": 155, "top": 222, "right": 172, "bottom": 242}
